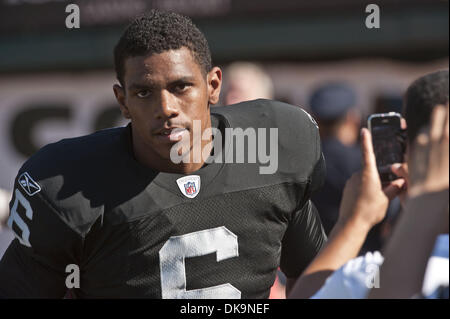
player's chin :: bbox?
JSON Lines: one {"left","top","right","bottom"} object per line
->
{"left": 168, "top": 144, "right": 196, "bottom": 164}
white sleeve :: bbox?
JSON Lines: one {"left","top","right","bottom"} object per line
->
{"left": 422, "top": 234, "right": 449, "bottom": 298}
{"left": 311, "top": 251, "right": 384, "bottom": 299}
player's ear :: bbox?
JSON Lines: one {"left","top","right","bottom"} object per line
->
{"left": 207, "top": 67, "right": 222, "bottom": 105}
{"left": 113, "top": 84, "right": 131, "bottom": 119}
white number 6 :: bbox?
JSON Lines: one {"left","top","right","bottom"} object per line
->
{"left": 159, "top": 226, "right": 241, "bottom": 299}
{"left": 7, "top": 189, "right": 33, "bottom": 247}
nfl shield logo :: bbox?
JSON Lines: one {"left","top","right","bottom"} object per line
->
{"left": 176, "top": 175, "right": 201, "bottom": 199}
{"left": 184, "top": 182, "right": 197, "bottom": 196}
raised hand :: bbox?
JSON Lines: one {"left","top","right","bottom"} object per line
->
{"left": 408, "top": 104, "right": 449, "bottom": 197}
{"left": 338, "top": 128, "right": 392, "bottom": 229}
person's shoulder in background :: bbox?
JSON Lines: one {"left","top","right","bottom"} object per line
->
{"left": 0, "top": 188, "right": 14, "bottom": 260}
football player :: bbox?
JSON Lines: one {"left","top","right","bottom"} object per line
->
{"left": 0, "top": 10, "right": 326, "bottom": 298}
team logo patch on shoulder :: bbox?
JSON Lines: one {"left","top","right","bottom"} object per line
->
{"left": 176, "top": 175, "right": 200, "bottom": 199}
{"left": 18, "top": 172, "right": 41, "bottom": 196}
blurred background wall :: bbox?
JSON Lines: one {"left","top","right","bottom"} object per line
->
{"left": 0, "top": 0, "right": 448, "bottom": 190}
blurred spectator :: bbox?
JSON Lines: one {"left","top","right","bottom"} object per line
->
{"left": 309, "top": 82, "right": 362, "bottom": 235}
{"left": 221, "top": 62, "right": 274, "bottom": 105}
{"left": 373, "top": 93, "right": 403, "bottom": 115}
{"left": 0, "top": 188, "right": 13, "bottom": 260}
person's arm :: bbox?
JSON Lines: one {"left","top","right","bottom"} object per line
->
{"left": 287, "top": 213, "right": 375, "bottom": 298}
{"left": 285, "top": 278, "right": 296, "bottom": 296}
{"left": 281, "top": 199, "right": 327, "bottom": 297}
{"left": 281, "top": 113, "right": 328, "bottom": 297}
{"left": 288, "top": 128, "right": 405, "bottom": 298}
{"left": 0, "top": 174, "right": 82, "bottom": 298}
{"left": 370, "top": 104, "right": 449, "bottom": 299}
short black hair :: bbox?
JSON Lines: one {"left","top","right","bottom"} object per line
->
{"left": 114, "top": 10, "right": 212, "bottom": 86}
{"left": 403, "top": 70, "right": 449, "bottom": 143}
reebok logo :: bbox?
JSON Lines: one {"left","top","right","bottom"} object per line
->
{"left": 18, "top": 172, "right": 41, "bottom": 196}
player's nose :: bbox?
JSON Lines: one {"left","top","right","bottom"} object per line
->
{"left": 154, "top": 90, "right": 179, "bottom": 120}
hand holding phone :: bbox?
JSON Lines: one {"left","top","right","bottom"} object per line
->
{"left": 368, "top": 112, "right": 406, "bottom": 184}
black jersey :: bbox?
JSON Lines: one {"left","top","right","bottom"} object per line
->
{"left": 0, "top": 99, "right": 326, "bottom": 298}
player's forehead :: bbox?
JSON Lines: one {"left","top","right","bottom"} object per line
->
{"left": 123, "top": 47, "right": 203, "bottom": 88}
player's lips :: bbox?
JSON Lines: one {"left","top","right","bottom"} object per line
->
{"left": 154, "top": 127, "right": 189, "bottom": 142}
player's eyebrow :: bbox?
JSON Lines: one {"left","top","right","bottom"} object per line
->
{"left": 128, "top": 76, "right": 197, "bottom": 91}
{"left": 128, "top": 83, "right": 154, "bottom": 91}
{"left": 170, "top": 76, "right": 196, "bottom": 83}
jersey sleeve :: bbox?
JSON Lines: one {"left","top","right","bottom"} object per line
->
{"left": 280, "top": 109, "right": 327, "bottom": 278}
{"left": 280, "top": 200, "right": 327, "bottom": 278}
{"left": 0, "top": 174, "right": 83, "bottom": 298}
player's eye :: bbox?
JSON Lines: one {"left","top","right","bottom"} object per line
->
{"left": 174, "top": 83, "right": 191, "bottom": 93}
{"left": 136, "top": 90, "right": 151, "bottom": 98}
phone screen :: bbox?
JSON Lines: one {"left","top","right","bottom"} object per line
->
{"left": 369, "top": 114, "right": 404, "bottom": 183}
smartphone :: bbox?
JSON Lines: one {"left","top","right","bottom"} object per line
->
{"left": 368, "top": 112, "right": 405, "bottom": 184}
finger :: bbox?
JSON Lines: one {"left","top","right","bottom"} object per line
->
{"left": 342, "top": 172, "right": 361, "bottom": 200}
{"left": 361, "top": 128, "right": 377, "bottom": 172}
{"left": 345, "top": 171, "right": 362, "bottom": 188}
{"left": 383, "top": 179, "right": 406, "bottom": 200}
{"left": 401, "top": 118, "right": 407, "bottom": 130}
{"left": 391, "top": 163, "right": 408, "bottom": 179}
{"left": 430, "top": 105, "right": 447, "bottom": 142}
